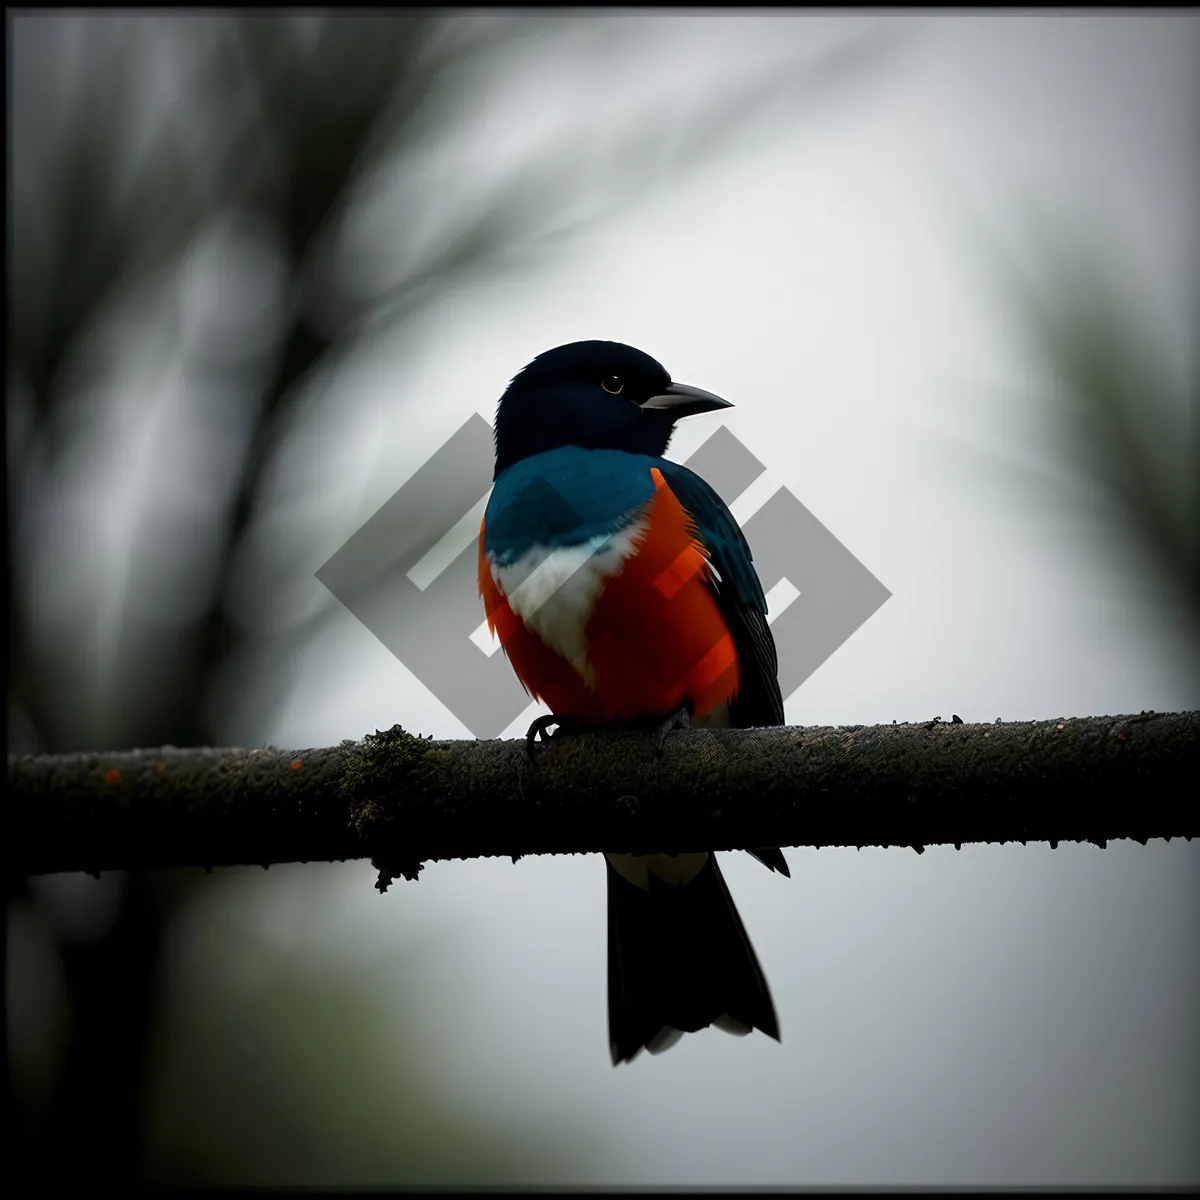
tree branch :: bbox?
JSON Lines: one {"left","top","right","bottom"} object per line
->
{"left": 10, "top": 712, "right": 1197, "bottom": 885}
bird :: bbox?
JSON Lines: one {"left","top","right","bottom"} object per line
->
{"left": 477, "top": 340, "right": 789, "bottom": 1065}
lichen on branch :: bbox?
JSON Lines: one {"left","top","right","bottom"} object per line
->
{"left": 9, "top": 712, "right": 1198, "bottom": 881}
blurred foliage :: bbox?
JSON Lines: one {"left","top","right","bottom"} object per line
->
{"left": 997, "top": 228, "right": 1199, "bottom": 658}
{"left": 7, "top": 11, "right": 903, "bottom": 1185}
{"left": 137, "top": 864, "right": 598, "bottom": 1185}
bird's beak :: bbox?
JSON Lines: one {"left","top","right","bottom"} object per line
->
{"left": 640, "top": 381, "right": 733, "bottom": 417}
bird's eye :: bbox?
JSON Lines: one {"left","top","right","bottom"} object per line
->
{"left": 601, "top": 375, "right": 624, "bottom": 395}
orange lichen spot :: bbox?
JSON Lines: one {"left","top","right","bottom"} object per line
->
{"left": 104, "top": 769, "right": 121, "bottom": 785}
{"left": 155, "top": 760, "right": 165, "bottom": 775}
{"left": 290, "top": 759, "right": 303, "bottom": 770}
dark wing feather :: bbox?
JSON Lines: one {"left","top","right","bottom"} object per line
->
{"left": 659, "top": 460, "right": 785, "bottom": 728}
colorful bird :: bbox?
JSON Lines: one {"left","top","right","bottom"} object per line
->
{"left": 478, "top": 340, "right": 789, "bottom": 1064}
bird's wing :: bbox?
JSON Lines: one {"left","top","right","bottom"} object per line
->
{"left": 659, "top": 459, "right": 790, "bottom": 880}
{"left": 658, "top": 459, "right": 785, "bottom": 729}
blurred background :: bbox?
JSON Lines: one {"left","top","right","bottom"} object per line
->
{"left": 7, "top": 11, "right": 1198, "bottom": 1186}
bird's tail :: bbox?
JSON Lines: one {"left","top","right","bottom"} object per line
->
{"left": 605, "top": 852, "right": 779, "bottom": 1065}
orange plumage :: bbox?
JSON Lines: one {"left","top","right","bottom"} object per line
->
{"left": 479, "top": 467, "right": 739, "bottom": 722}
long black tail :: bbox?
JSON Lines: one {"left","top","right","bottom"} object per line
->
{"left": 606, "top": 854, "right": 780, "bottom": 1065}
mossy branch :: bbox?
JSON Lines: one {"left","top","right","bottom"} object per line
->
{"left": 9, "top": 712, "right": 1198, "bottom": 886}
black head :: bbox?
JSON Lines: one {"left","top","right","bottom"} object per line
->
{"left": 492, "top": 340, "right": 732, "bottom": 478}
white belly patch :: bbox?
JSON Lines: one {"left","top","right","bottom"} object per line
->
{"left": 490, "top": 519, "right": 648, "bottom": 685}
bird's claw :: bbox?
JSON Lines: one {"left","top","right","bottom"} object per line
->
{"left": 525, "top": 713, "right": 589, "bottom": 759}
{"left": 526, "top": 704, "right": 692, "bottom": 759}
{"left": 652, "top": 702, "right": 692, "bottom": 756}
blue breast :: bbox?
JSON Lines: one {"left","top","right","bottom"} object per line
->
{"left": 484, "top": 447, "right": 659, "bottom": 566}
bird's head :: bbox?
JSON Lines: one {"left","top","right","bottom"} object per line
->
{"left": 492, "top": 340, "right": 732, "bottom": 478}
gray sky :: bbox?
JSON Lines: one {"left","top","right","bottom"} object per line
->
{"left": 12, "top": 12, "right": 1198, "bottom": 1187}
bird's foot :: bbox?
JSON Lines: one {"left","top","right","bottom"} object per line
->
{"left": 525, "top": 713, "right": 590, "bottom": 760}
{"left": 651, "top": 702, "right": 693, "bottom": 756}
